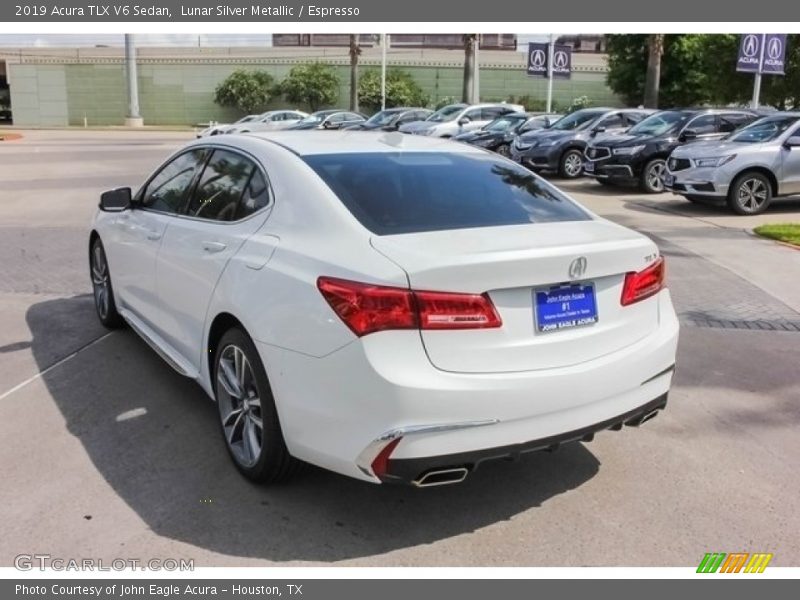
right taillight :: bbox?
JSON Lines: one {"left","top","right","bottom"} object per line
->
{"left": 317, "top": 277, "right": 502, "bottom": 337}
{"left": 621, "top": 256, "right": 665, "bottom": 306}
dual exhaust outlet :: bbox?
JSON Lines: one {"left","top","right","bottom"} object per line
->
{"left": 412, "top": 467, "right": 470, "bottom": 487}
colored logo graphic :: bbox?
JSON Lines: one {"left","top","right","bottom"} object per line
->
{"left": 742, "top": 34, "right": 760, "bottom": 58}
{"left": 697, "top": 552, "right": 773, "bottom": 573}
{"left": 530, "top": 49, "right": 546, "bottom": 68}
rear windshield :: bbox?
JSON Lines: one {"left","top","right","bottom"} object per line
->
{"left": 303, "top": 152, "right": 590, "bottom": 235}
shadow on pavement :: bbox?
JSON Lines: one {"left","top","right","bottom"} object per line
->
{"left": 26, "top": 295, "right": 602, "bottom": 563}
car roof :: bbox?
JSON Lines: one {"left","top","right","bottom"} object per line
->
{"left": 243, "top": 130, "right": 488, "bottom": 156}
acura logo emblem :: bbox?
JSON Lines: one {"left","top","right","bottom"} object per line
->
{"left": 767, "top": 37, "right": 782, "bottom": 60}
{"left": 742, "top": 34, "right": 759, "bottom": 58}
{"left": 530, "top": 49, "right": 546, "bottom": 68}
{"left": 553, "top": 50, "right": 569, "bottom": 69}
{"left": 568, "top": 256, "right": 587, "bottom": 280}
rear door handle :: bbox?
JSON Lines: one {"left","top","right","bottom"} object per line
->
{"left": 202, "top": 241, "right": 227, "bottom": 254}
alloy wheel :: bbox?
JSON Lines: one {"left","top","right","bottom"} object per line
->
{"left": 563, "top": 152, "right": 583, "bottom": 177}
{"left": 737, "top": 178, "right": 768, "bottom": 212}
{"left": 497, "top": 144, "right": 511, "bottom": 157}
{"left": 91, "top": 244, "right": 110, "bottom": 320}
{"left": 647, "top": 161, "right": 666, "bottom": 192}
{"left": 217, "top": 344, "right": 264, "bottom": 468}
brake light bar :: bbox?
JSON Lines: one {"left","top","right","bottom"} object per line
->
{"left": 317, "top": 277, "right": 502, "bottom": 337}
{"left": 621, "top": 257, "right": 665, "bottom": 306}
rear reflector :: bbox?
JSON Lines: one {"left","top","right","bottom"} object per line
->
{"left": 370, "top": 437, "right": 403, "bottom": 479}
{"left": 317, "top": 277, "right": 502, "bottom": 337}
{"left": 621, "top": 257, "right": 665, "bottom": 306}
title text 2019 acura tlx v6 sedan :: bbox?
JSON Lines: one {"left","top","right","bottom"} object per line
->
{"left": 89, "top": 132, "right": 679, "bottom": 487}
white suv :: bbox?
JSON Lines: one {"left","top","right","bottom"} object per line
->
{"left": 400, "top": 103, "right": 525, "bottom": 138}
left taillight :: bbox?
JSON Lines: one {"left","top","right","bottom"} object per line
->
{"left": 317, "top": 277, "right": 502, "bottom": 337}
{"left": 621, "top": 256, "right": 665, "bottom": 306}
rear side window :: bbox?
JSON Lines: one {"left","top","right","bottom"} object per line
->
{"left": 303, "top": 152, "right": 590, "bottom": 235}
{"left": 186, "top": 149, "right": 256, "bottom": 222}
{"left": 237, "top": 169, "right": 271, "bottom": 220}
{"left": 720, "top": 113, "right": 755, "bottom": 133}
{"left": 141, "top": 149, "right": 208, "bottom": 213}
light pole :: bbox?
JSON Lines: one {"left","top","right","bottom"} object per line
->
{"left": 381, "top": 34, "right": 389, "bottom": 111}
{"left": 124, "top": 34, "right": 143, "bottom": 127}
{"left": 473, "top": 35, "right": 480, "bottom": 102}
{"left": 546, "top": 34, "right": 555, "bottom": 113}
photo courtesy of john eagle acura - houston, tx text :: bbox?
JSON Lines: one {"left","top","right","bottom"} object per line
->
{"left": 89, "top": 130, "right": 678, "bottom": 487}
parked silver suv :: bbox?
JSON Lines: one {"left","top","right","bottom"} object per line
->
{"left": 665, "top": 113, "right": 800, "bottom": 215}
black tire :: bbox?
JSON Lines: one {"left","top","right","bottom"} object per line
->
{"left": 558, "top": 148, "right": 584, "bottom": 179}
{"left": 727, "top": 171, "right": 773, "bottom": 215}
{"left": 89, "top": 238, "right": 125, "bottom": 329}
{"left": 496, "top": 143, "right": 511, "bottom": 158}
{"left": 640, "top": 159, "right": 667, "bottom": 194}
{"left": 214, "top": 327, "right": 299, "bottom": 484}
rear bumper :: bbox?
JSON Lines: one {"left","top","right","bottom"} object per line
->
{"left": 382, "top": 391, "right": 669, "bottom": 485}
{"left": 258, "top": 290, "right": 679, "bottom": 484}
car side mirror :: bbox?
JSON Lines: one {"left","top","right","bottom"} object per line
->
{"left": 458, "top": 116, "right": 471, "bottom": 126}
{"left": 681, "top": 129, "right": 698, "bottom": 142}
{"left": 99, "top": 187, "right": 132, "bottom": 212}
{"left": 592, "top": 125, "right": 606, "bottom": 135}
{"left": 784, "top": 136, "right": 800, "bottom": 148}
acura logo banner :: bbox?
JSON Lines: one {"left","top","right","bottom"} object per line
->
{"left": 526, "top": 42, "right": 572, "bottom": 79}
{"left": 736, "top": 34, "right": 787, "bottom": 75}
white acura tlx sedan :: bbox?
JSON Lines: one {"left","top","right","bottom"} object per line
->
{"left": 89, "top": 131, "right": 679, "bottom": 487}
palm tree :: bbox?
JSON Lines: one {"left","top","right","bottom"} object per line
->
{"left": 349, "top": 34, "right": 361, "bottom": 112}
{"left": 644, "top": 34, "right": 664, "bottom": 108}
{"left": 462, "top": 34, "right": 478, "bottom": 104}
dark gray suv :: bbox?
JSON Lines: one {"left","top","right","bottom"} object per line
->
{"left": 510, "top": 108, "right": 653, "bottom": 178}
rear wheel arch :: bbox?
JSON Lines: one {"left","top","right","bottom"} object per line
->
{"left": 88, "top": 230, "right": 100, "bottom": 256}
{"left": 207, "top": 312, "right": 247, "bottom": 388}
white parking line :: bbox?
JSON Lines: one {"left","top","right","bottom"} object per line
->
{"left": 0, "top": 332, "right": 115, "bottom": 401}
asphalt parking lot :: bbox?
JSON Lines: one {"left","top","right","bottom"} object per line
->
{"left": 1, "top": 130, "right": 799, "bottom": 567}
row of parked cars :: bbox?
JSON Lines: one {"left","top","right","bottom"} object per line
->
{"left": 504, "top": 106, "right": 800, "bottom": 215}
{"left": 200, "top": 103, "right": 800, "bottom": 215}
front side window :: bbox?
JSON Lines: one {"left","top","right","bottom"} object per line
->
{"left": 597, "top": 113, "right": 624, "bottom": 129}
{"left": 303, "top": 151, "right": 590, "bottom": 235}
{"left": 686, "top": 114, "right": 717, "bottom": 135}
{"left": 550, "top": 109, "right": 606, "bottom": 131}
{"left": 141, "top": 149, "right": 208, "bottom": 213}
{"left": 628, "top": 111, "right": 690, "bottom": 136}
{"left": 186, "top": 150, "right": 255, "bottom": 222}
{"left": 427, "top": 105, "right": 467, "bottom": 123}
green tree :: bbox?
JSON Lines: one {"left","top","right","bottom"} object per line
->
{"left": 607, "top": 34, "right": 800, "bottom": 110}
{"left": 462, "top": 34, "right": 478, "bottom": 103}
{"left": 607, "top": 35, "right": 710, "bottom": 107}
{"left": 644, "top": 34, "right": 664, "bottom": 108}
{"left": 701, "top": 34, "right": 800, "bottom": 109}
{"left": 358, "top": 69, "right": 429, "bottom": 112}
{"left": 279, "top": 63, "right": 341, "bottom": 112}
{"left": 213, "top": 69, "right": 276, "bottom": 115}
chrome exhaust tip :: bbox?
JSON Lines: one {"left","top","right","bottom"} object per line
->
{"left": 413, "top": 467, "right": 469, "bottom": 487}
